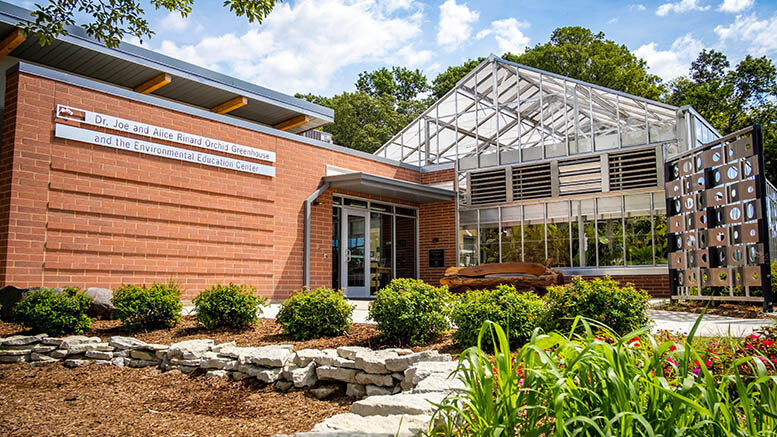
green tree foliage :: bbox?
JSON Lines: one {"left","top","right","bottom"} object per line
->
{"left": 431, "top": 27, "right": 665, "bottom": 101}
{"left": 25, "top": 0, "right": 280, "bottom": 48}
{"left": 668, "top": 50, "right": 777, "bottom": 183}
{"left": 296, "top": 66, "right": 429, "bottom": 153}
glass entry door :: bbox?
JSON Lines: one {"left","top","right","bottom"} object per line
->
{"left": 341, "top": 209, "right": 370, "bottom": 297}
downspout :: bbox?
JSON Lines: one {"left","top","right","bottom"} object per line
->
{"left": 303, "top": 183, "right": 330, "bottom": 286}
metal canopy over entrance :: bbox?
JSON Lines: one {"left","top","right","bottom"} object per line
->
{"left": 323, "top": 173, "right": 455, "bottom": 203}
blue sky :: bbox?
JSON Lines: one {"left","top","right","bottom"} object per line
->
{"left": 13, "top": 0, "right": 777, "bottom": 96}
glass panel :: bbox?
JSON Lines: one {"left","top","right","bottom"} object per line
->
{"left": 395, "top": 216, "right": 416, "bottom": 278}
{"left": 625, "top": 194, "right": 653, "bottom": 265}
{"left": 653, "top": 192, "right": 668, "bottom": 264}
{"left": 501, "top": 206, "right": 522, "bottom": 262}
{"left": 571, "top": 199, "right": 596, "bottom": 267}
{"left": 346, "top": 215, "right": 366, "bottom": 287}
{"left": 597, "top": 196, "right": 624, "bottom": 266}
{"left": 344, "top": 198, "right": 367, "bottom": 208}
{"left": 333, "top": 196, "right": 342, "bottom": 205}
{"left": 621, "top": 98, "right": 648, "bottom": 147}
{"left": 523, "top": 204, "right": 545, "bottom": 264}
{"left": 547, "top": 202, "right": 570, "bottom": 267}
{"left": 370, "top": 202, "right": 392, "bottom": 213}
{"left": 332, "top": 207, "right": 341, "bottom": 288}
{"left": 396, "top": 207, "right": 416, "bottom": 217}
{"left": 370, "top": 213, "right": 393, "bottom": 294}
{"left": 459, "top": 208, "right": 478, "bottom": 266}
{"left": 479, "top": 208, "right": 500, "bottom": 264}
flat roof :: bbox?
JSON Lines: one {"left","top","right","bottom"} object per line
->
{"left": 323, "top": 173, "right": 455, "bottom": 203}
{"left": 0, "top": 1, "right": 332, "bottom": 134}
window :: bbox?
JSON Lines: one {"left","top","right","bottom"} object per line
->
{"left": 597, "top": 196, "right": 624, "bottom": 266}
{"left": 501, "top": 206, "right": 522, "bottom": 262}
{"left": 479, "top": 208, "right": 500, "bottom": 264}
{"left": 624, "top": 194, "right": 653, "bottom": 265}
{"left": 459, "top": 210, "right": 478, "bottom": 266}
{"left": 523, "top": 204, "right": 546, "bottom": 264}
{"left": 547, "top": 202, "right": 571, "bottom": 267}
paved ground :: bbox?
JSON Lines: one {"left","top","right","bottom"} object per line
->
{"left": 185, "top": 300, "right": 774, "bottom": 338}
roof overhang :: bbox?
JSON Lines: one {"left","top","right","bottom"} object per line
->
{"left": 323, "top": 173, "right": 455, "bottom": 204}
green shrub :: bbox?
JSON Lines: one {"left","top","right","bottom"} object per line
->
{"left": 276, "top": 287, "right": 353, "bottom": 340}
{"left": 368, "top": 278, "right": 451, "bottom": 346}
{"left": 451, "top": 285, "right": 548, "bottom": 349}
{"left": 193, "top": 283, "right": 266, "bottom": 330}
{"left": 112, "top": 281, "right": 183, "bottom": 332}
{"left": 14, "top": 287, "right": 93, "bottom": 336}
{"left": 545, "top": 276, "right": 649, "bottom": 335}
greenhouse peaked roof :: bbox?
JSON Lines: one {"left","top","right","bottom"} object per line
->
{"left": 375, "top": 55, "right": 679, "bottom": 166}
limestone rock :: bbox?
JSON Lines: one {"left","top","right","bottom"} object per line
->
{"left": 63, "top": 359, "right": 91, "bottom": 368}
{"left": 154, "top": 350, "right": 168, "bottom": 360}
{"left": 355, "top": 372, "right": 394, "bottom": 387}
{"left": 294, "top": 349, "right": 328, "bottom": 367}
{"left": 232, "top": 372, "right": 250, "bottom": 381}
{"left": 315, "top": 350, "right": 357, "bottom": 368}
{"left": 402, "top": 361, "right": 459, "bottom": 390}
{"left": 169, "top": 358, "right": 201, "bottom": 367}
{"left": 139, "top": 343, "right": 168, "bottom": 352}
{"left": 41, "top": 337, "right": 64, "bottom": 347}
{"left": 205, "top": 370, "right": 229, "bottom": 378}
{"left": 30, "top": 352, "right": 57, "bottom": 362}
{"left": 2, "top": 334, "right": 46, "bottom": 346}
{"left": 0, "top": 349, "right": 31, "bottom": 356}
{"left": 337, "top": 346, "right": 372, "bottom": 360}
{"left": 346, "top": 383, "right": 366, "bottom": 398}
{"left": 310, "top": 385, "right": 341, "bottom": 400}
{"left": 350, "top": 392, "right": 447, "bottom": 417}
{"left": 353, "top": 350, "right": 398, "bottom": 374}
{"left": 31, "top": 344, "right": 57, "bottom": 353}
{"left": 412, "top": 375, "right": 466, "bottom": 393}
{"left": 67, "top": 342, "right": 113, "bottom": 355}
{"left": 128, "top": 359, "right": 158, "bottom": 368}
{"left": 291, "top": 362, "right": 318, "bottom": 388}
{"left": 275, "top": 380, "right": 293, "bottom": 392}
{"left": 84, "top": 287, "right": 114, "bottom": 319}
{"left": 237, "top": 363, "right": 282, "bottom": 383}
{"left": 168, "top": 339, "right": 214, "bottom": 360}
{"left": 200, "top": 352, "right": 233, "bottom": 370}
{"left": 49, "top": 349, "right": 68, "bottom": 359}
{"left": 85, "top": 350, "right": 113, "bottom": 360}
{"left": 316, "top": 366, "right": 357, "bottom": 383}
{"left": 248, "top": 345, "right": 294, "bottom": 368}
{"left": 129, "top": 350, "right": 157, "bottom": 361}
{"left": 365, "top": 385, "right": 393, "bottom": 397}
{"left": 0, "top": 355, "right": 27, "bottom": 363}
{"left": 211, "top": 341, "right": 237, "bottom": 353}
{"left": 312, "top": 413, "right": 432, "bottom": 437}
{"left": 93, "top": 360, "right": 113, "bottom": 366}
{"left": 111, "top": 357, "right": 126, "bottom": 368}
{"left": 59, "top": 336, "right": 101, "bottom": 350}
{"left": 217, "top": 345, "right": 259, "bottom": 360}
{"left": 385, "top": 350, "right": 452, "bottom": 373}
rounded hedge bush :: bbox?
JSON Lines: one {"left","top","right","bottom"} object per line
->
{"left": 451, "top": 285, "right": 548, "bottom": 349}
{"left": 276, "top": 287, "right": 353, "bottom": 340}
{"left": 14, "top": 287, "right": 93, "bottom": 336}
{"left": 368, "top": 278, "right": 452, "bottom": 346}
{"left": 112, "top": 281, "right": 183, "bottom": 332}
{"left": 193, "top": 283, "right": 266, "bottom": 330}
{"left": 545, "top": 276, "right": 649, "bottom": 335}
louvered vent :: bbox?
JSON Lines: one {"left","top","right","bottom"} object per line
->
{"left": 559, "top": 156, "right": 602, "bottom": 195}
{"left": 469, "top": 168, "right": 507, "bottom": 205}
{"left": 609, "top": 148, "right": 658, "bottom": 191}
{"left": 512, "top": 163, "right": 552, "bottom": 200}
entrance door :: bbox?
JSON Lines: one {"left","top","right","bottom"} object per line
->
{"left": 341, "top": 209, "right": 370, "bottom": 298}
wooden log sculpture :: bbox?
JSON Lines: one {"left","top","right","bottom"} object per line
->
{"left": 440, "top": 260, "right": 564, "bottom": 293}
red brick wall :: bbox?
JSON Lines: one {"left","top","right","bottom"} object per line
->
{"left": 0, "top": 72, "right": 423, "bottom": 300}
{"left": 563, "top": 273, "right": 670, "bottom": 298}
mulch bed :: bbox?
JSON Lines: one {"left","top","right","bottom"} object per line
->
{"left": 0, "top": 316, "right": 461, "bottom": 355}
{"left": 0, "top": 363, "right": 352, "bottom": 437}
{"left": 654, "top": 300, "right": 775, "bottom": 320}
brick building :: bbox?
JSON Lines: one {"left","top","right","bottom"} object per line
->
{"left": 0, "top": 2, "right": 730, "bottom": 301}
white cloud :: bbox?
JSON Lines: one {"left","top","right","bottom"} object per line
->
{"left": 155, "top": 0, "right": 426, "bottom": 94}
{"left": 476, "top": 18, "right": 530, "bottom": 54}
{"left": 656, "top": 0, "right": 710, "bottom": 16}
{"left": 718, "top": 0, "right": 754, "bottom": 13}
{"left": 630, "top": 4, "right": 647, "bottom": 11}
{"left": 159, "top": 12, "right": 193, "bottom": 32}
{"left": 437, "top": 0, "right": 480, "bottom": 49}
{"left": 715, "top": 13, "right": 777, "bottom": 54}
{"left": 607, "top": 17, "right": 619, "bottom": 24}
{"left": 633, "top": 34, "right": 705, "bottom": 80}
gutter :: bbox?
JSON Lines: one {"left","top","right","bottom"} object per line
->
{"left": 303, "top": 183, "right": 330, "bottom": 286}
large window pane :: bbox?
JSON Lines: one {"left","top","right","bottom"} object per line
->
{"left": 370, "top": 213, "right": 393, "bottom": 294}
{"left": 523, "top": 204, "right": 546, "bottom": 264}
{"left": 459, "top": 209, "right": 478, "bottom": 266}
{"left": 547, "top": 202, "right": 570, "bottom": 267}
{"left": 653, "top": 192, "right": 668, "bottom": 264}
{"left": 395, "top": 216, "right": 416, "bottom": 278}
{"left": 479, "top": 208, "right": 500, "bottom": 264}
{"left": 597, "top": 196, "right": 624, "bottom": 266}
{"left": 571, "top": 199, "right": 596, "bottom": 267}
{"left": 624, "top": 194, "right": 653, "bottom": 265}
{"left": 501, "top": 206, "right": 522, "bottom": 262}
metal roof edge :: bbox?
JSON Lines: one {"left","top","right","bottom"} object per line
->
{"left": 0, "top": 1, "right": 334, "bottom": 122}
{"left": 324, "top": 172, "right": 455, "bottom": 200}
{"left": 11, "top": 61, "right": 419, "bottom": 171}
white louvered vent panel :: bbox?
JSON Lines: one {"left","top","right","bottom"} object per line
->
{"left": 469, "top": 169, "right": 507, "bottom": 205}
{"left": 559, "top": 156, "right": 602, "bottom": 195}
{"left": 609, "top": 148, "right": 658, "bottom": 191}
{"left": 512, "top": 163, "right": 552, "bottom": 200}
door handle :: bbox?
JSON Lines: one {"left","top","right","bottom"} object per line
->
{"left": 346, "top": 249, "right": 352, "bottom": 262}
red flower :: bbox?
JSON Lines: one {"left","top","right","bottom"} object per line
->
{"left": 763, "top": 340, "right": 775, "bottom": 347}
{"left": 705, "top": 359, "right": 712, "bottom": 367}
{"left": 669, "top": 345, "right": 677, "bottom": 351}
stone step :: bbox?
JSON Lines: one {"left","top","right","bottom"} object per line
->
{"left": 312, "top": 413, "right": 431, "bottom": 437}
{"left": 350, "top": 392, "right": 447, "bottom": 417}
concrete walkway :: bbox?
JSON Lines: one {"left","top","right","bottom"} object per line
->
{"left": 185, "top": 300, "right": 774, "bottom": 338}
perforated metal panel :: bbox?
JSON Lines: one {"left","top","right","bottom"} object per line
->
{"left": 665, "top": 125, "right": 773, "bottom": 311}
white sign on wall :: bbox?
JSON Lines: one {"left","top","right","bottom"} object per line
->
{"left": 54, "top": 123, "right": 276, "bottom": 177}
{"left": 55, "top": 104, "right": 276, "bottom": 163}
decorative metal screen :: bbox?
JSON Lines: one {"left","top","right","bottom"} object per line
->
{"left": 665, "top": 125, "right": 773, "bottom": 311}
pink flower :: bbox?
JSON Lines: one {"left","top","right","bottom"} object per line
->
{"left": 692, "top": 367, "right": 700, "bottom": 375}
{"left": 666, "top": 358, "right": 678, "bottom": 366}
{"left": 763, "top": 340, "right": 775, "bottom": 347}
{"left": 749, "top": 334, "right": 761, "bottom": 339}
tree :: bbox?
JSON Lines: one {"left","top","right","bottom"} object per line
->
{"left": 297, "top": 67, "right": 430, "bottom": 153}
{"left": 24, "top": 0, "right": 280, "bottom": 48}
{"left": 431, "top": 27, "right": 665, "bottom": 101}
{"left": 668, "top": 50, "right": 777, "bottom": 183}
